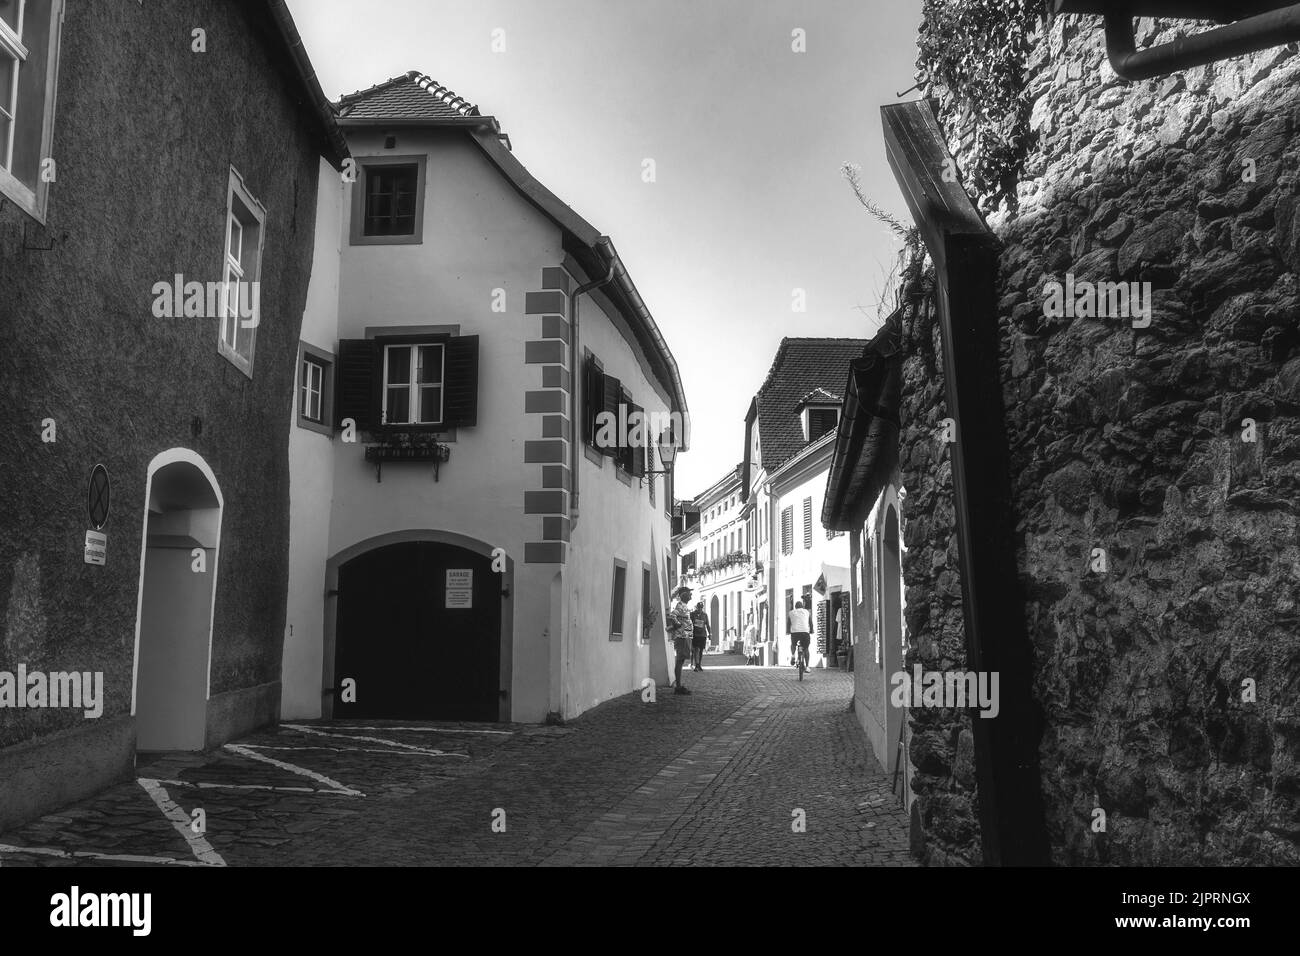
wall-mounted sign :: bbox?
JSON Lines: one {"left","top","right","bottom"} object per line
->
{"left": 84, "top": 530, "right": 107, "bottom": 566}
{"left": 446, "top": 569, "right": 473, "bottom": 608}
{"left": 87, "top": 464, "right": 110, "bottom": 530}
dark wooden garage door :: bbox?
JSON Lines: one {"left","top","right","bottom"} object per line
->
{"left": 334, "top": 541, "right": 501, "bottom": 721}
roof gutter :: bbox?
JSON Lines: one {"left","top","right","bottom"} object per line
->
{"left": 265, "top": 0, "right": 350, "bottom": 167}
{"left": 336, "top": 116, "right": 502, "bottom": 130}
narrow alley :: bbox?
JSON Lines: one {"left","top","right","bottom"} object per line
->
{"left": 0, "top": 662, "right": 911, "bottom": 867}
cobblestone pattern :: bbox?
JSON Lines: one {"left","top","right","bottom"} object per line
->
{"left": 0, "top": 662, "right": 912, "bottom": 867}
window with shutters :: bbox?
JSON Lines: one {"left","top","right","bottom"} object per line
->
{"left": 583, "top": 353, "right": 647, "bottom": 479}
{"left": 640, "top": 564, "right": 652, "bottom": 644}
{"left": 800, "top": 404, "right": 840, "bottom": 443}
{"left": 616, "top": 387, "right": 636, "bottom": 475}
{"left": 349, "top": 155, "right": 428, "bottom": 246}
{"left": 583, "top": 353, "right": 616, "bottom": 457}
{"left": 609, "top": 559, "right": 628, "bottom": 641}
{"left": 0, "top": 0, "right": 63, "bottom": 222}
{"left": 803, "top": 497, "right": 813, "bottom": 549}
{"left": 333, "top": 334, "right": 479, "bottom": 434}
{"left": 781, "top": 506, "right": 793, "bottom": 555}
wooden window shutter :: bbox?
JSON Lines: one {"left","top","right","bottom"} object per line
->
{"left": 601, "top": 374, "right": 622, "bottom": 458}
{"left": 781, "top": 507, "right": 793, "bottom": 555}
{"left": 646, "top": 445, "right": 655, "bottom": 500}
{"left": 633, "top": 418, "right": 646, "bottom": 476}
{"left": 803, "top": 497, "right": 813, "bottom": 548}
{"left": 334, "top": 339, "right": 379, "bottom": 430}
{"left": 442, "top": 334, "right": 480, "bottom": 427}
{"left": 583, "top": 357, "right": 600, "bottom": 445}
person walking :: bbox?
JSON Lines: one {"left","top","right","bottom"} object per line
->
{"left": 690, "top": 601, "right": 711, "bottom": 671}
{"left": 743, "top": 615, "right": 759, "bottom": 665}
{"left": 788, "top": 599, "right": 811, "bottom": 671}
{"left": 665, "top": 586, "right": 694, "bottom": 694}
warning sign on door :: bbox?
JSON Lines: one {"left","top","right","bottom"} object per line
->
{"left": 446, "top": 569, "right": 473, "bottom": 608}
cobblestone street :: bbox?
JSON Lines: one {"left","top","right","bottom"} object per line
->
{"left": 0, "top": 659, "right": 913, "bottom": 867}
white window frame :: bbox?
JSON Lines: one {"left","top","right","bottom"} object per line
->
{"left": 300, "top": 355, "right": 324, "bottom": 422}
{"left": 381, "top": 342, "right": 445, "bottom": 426}
{"left": 0, "top": 0, "right": 64, "bottom": 223}
{"left": 217, "top": 167, "right": 266, "bottom": 378}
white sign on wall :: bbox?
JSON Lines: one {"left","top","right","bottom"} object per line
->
{"left": 446, "top": 569, "right": 473, "bottom": 609}
{"left": 84, "top": 530, "right": 107, "bottom": 566}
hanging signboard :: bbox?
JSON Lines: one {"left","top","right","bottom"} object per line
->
{"left": 84, "top": 530, "right": 107, "bottom": 566}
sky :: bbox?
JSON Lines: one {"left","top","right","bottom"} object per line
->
{"left": 287, "top": 0, "right": 925, "bottom": 498}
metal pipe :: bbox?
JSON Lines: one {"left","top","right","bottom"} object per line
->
{"left": 567, "top": 261, "right": 616, "bottom": 528}
{"left": 1104, "top": 4, "right": 1300, "bottom": 80}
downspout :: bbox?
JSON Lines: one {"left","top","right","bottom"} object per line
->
{"left": 1047, "top": 1, "right": 1300, "bottom": 82}
{"left": 568, "top": 260, "right": 616, "bottom": 528}
{"left": 1102, "top": 4, "right": 1300, "bottom": 80}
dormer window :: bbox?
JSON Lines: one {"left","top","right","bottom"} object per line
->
{"left": 801, "top": 405, "right": 839, "bottom": 443}
{"left": 795, "top": 387, "right": 841, "bottom": 443}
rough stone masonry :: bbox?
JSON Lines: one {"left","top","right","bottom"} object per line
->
{"left": 900, "top": 15, "right": 1300, "bottom": 865}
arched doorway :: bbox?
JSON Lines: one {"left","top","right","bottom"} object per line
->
{"left": 333, "top": 540, "right": 501, "bottom": 720}
{"left": 709, "top": 595, "right": 719, "bottom": 647}
{"left": 881, "top": 504, "right": 905, "bottom": 774}
{"left": 132, "top": 451, "right": 222, "bottom": 752}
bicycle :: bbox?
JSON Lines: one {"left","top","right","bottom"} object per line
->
{"left": 796, "top": 640, "right": 809, "bottom": 680}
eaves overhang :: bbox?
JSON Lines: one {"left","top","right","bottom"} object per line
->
{"left": 265, "top": 0, "right": 350, "bottom": 169}
{"left": 821, "top": 311, "right": 903, "bottom": 531}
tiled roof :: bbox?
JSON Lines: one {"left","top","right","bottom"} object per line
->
{"left": 335, "top": 70, "right": 482, "bottom": 120}
{"left": 756, "top": 338, "right": 868, "bottom": 471}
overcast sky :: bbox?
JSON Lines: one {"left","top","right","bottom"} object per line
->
{"left": 287, "top": 0, "right": 924, "bottom": 498}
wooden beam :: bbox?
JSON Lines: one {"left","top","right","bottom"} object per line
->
{"left": 883, "top": 100, "right": 1050, "bottom": 867}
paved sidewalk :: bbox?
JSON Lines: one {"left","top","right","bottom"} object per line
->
{"left": 0, "top": 665, "right": 913, "bottom": 867}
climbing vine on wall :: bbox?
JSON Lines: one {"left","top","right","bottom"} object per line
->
{"left": 916, "top": 0, "right": 1043, "bottom": 214}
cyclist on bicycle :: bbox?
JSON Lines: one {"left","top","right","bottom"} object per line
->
{"left": 788, "top": 600, "right": 811, "bottom": 672}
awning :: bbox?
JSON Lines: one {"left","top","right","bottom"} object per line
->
{"left": 814, "top": 563, "right": 850, "bottom": 595}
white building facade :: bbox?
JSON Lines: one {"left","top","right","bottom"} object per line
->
{"left": 741, "top": 338, "right": 867, "bottom": 667}
{"left": 691, "top": 466, "right": 752, "bottom": 649}
{"left": 281, "top": 73, "right": 688, "bottom": 724}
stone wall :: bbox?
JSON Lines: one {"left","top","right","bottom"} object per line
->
{"left": 0, "top": 0, "right": 324, "bottom": 786}
{"left": 894, "top": 284, "right": 985, "bottom": 866}
{"left": 901, "top": 15, "right": 1300, "bottom": 865}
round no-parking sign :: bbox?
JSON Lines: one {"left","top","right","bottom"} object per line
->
{"left": 88, "top": 464, "right": 110, "bottom": 530}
